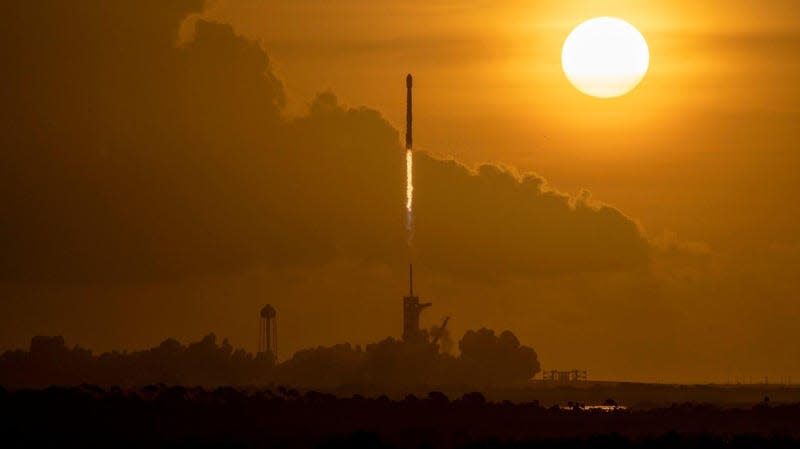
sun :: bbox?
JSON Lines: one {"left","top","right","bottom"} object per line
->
{"left": 561, "top": 17, "right": 650, "bottom": 98}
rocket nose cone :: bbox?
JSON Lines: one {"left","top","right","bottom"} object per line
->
{"left": 406, "top": 74, "right": 413, "bottom": 87}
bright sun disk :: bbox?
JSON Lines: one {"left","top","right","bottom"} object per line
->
{"left": 561, "top": 17, "right": 650, "bottom": 98}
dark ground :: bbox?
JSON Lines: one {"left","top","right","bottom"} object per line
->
{"left": 3, "top": 384, "right": 800, "bottom": 448}
{"left": 320, "top": 381, "right": 800, "bottom": 409}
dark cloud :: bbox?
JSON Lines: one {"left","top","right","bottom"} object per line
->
{"left": 0, "top": 1, "right": 649, "bottom": 283}
{"left": 414, "top": 158, "right": 650, "bottom": 278}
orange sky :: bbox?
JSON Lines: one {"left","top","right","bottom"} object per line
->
{"left": 1, "top": 1, "right": 799, "bottom": 384}
{"left": 202, "top": 0, "right": 800, "bottom": 255}
{"left": 199, "top": 5, "right": 800, "bottom": 382}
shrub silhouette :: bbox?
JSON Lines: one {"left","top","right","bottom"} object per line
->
{"left": 1, "top": 329, "right": 539, "bottom": 389}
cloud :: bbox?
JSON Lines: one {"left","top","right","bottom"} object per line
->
{"left": 0, "top": 1, "right": 652, "bottom": 283}
{"left": 414, "top": 158, "right": 650, "bottom": 278}
{"left": 0, "top": 1, "right": 650, "bottom": 283}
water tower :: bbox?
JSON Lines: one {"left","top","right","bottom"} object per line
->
{"left": 258, "top": 304, "right": 277, "bottom": 358}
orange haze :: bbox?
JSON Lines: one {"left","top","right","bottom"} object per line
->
{"left": 1, "top": 1, "right": 799, "bottom": 384}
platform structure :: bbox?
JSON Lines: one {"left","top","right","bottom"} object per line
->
{"left": 542, "top": 369, "right": 588, "bottom": 384}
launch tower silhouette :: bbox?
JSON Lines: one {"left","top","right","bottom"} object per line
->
{"left": 403, "top": 264, "right": 431, "bottom": 341}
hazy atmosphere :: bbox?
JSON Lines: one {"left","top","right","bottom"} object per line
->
{"left": 1, "top": 0, "right": 799, "bottom": 384}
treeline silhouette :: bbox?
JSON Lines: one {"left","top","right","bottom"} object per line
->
{"left": 0, "top": 329, "right": 540, "bottom": 389}
{"left": 2, "top": 385, "right": 799, "bottom": 448}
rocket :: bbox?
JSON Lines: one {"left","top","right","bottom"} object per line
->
{"left": 404, "top": 74, "right": 414, "bottom": 234}
{"left": 406, "top": 74, "right": 413, "bottom": 150}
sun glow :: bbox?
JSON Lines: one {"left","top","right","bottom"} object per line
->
{"left": 561, "top": 17, "right": 650, "bottom": 98}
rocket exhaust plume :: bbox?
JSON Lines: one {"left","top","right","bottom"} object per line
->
{"left": 405, "top": 74, "right": 414, "bottom": 240}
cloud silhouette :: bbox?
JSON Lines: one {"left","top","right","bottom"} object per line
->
{"left": 0, "top": 1, "right": 650, "bottom": 283}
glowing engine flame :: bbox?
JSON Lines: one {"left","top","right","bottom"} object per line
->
{"left": 405, "top": 149, "right": 413, "bottom": 233}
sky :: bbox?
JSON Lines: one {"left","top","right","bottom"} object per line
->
{"left": 203, "top": 0, "right": 800, "bottom": 252}
{"left": 0, "top": 1, "right": 799, "bottom": 383}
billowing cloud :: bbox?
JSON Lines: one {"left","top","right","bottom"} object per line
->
{"left": 0, "top": 1, "right": 650, "bottom": 283}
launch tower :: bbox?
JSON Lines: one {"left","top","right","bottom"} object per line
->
{"left": 403, "top": 264, "right": 431, "bottom": 341}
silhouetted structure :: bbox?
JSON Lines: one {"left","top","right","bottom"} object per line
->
{"left": 431, "top": 316, "right": 450, "bottom": 345}
{"left": 543, "top": 369, "right": 587, "bottom": 384}
{"left": 403, "top": 264, "right": 431, "bottom": 341}
{"left": 259, "top": 304, "right": 277, "bottom": 359}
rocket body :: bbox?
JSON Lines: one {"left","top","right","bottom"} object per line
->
{"left": 404, "top": 74, "right": 414, "bottom": 235}
{"left": 406, "top": 74, "right": 413, "bottom": 149}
